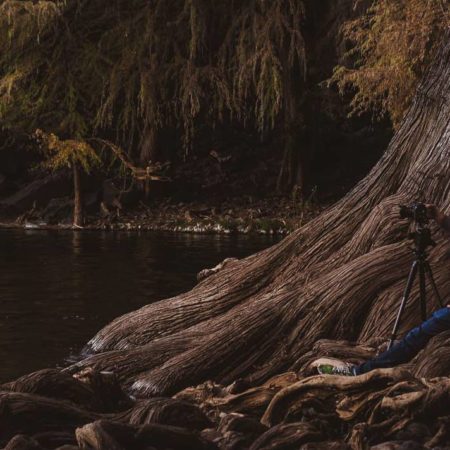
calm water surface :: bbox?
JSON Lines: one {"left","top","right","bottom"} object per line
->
{"left": 0, "top": 229, "right": 280, "bottom": 383}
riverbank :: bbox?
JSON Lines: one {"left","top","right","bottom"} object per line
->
{"left": 0, "top": 197, "right": 325, "bottom": 235}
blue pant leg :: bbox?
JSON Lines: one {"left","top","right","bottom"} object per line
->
{"left": 355, "top": 307, "right": 450, "bottom": 375}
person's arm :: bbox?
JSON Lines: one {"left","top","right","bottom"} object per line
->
{"left": 426, "top": 204, "right": 450, "bottom": 234}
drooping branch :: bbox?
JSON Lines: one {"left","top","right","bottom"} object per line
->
{"left": 90, "top": 138, "right": 171, "bottom": 182}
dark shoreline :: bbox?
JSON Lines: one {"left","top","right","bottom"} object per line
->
{"left": 0, "top": 200, "right": 325, "bottom": 235}
{"left": 0, "top": 219, "right": 291, "bottom": 235}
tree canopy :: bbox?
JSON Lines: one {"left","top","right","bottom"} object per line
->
{"left": 1, "top": 0, "right": 447, "bottom": 192}
{"left": 0, "top": 0, "right": 307, "bottom": 163}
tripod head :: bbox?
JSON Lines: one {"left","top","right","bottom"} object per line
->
{"left": 399, "top": 202, "right": 436, "bottom": 256}
{"left": 409, "top": 223, "right": 436, "bottom": 256}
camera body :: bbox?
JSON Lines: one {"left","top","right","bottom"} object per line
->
{"left": 399, "top": 202, "right": 428, "bottom": 225}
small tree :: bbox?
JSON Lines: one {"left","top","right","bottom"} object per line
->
{"left": 35, "top": 130, "right": 100, "bottom": 227}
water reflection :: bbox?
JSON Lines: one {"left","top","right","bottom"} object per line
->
{"left": 0, "top": 229, "right": 280, "bottom": 382}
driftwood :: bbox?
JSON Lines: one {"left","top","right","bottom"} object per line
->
{"left": 91, "top": 139, "right": 171, "bottom": 182}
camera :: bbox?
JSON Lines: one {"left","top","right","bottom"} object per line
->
{"left": 399, "top": 202, "right": 428, "bottom": 225}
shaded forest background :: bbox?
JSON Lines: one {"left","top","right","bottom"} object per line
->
{"left": 0, "top": 0, "right": 447, "bottom": 225}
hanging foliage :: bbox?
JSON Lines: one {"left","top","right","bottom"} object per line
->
{"left": 0, "top": 0, "right": 307, "bottom": 160}
{"left": 330, "top": 0, "right": 449, "bottom": 127}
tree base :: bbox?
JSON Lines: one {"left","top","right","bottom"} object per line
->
{"left": 2, "top": 339, "right": 450, "bottom": 448}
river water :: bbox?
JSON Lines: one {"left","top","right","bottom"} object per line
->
{"left": 0, "top": 229, "right": 279, "bottom": 383}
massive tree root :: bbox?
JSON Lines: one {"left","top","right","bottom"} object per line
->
{"left": 3, "top": 354, "right": 450, "bottom": 449}
{"left": 67, "top": 33, "right": 450, "bottom": 400}
{"left": 2, "top": 27, "right": 450, "bottom": 450}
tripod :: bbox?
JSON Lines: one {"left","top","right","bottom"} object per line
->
{"left": 388, "top": 223, "right": 443, "bottom": 349}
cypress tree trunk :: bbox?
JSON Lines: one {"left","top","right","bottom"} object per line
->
{"left": 140, "top": 125, "right": 157, "bottom": 165}
{"left": 71, "top": 33, "right": 450, "bottom": 398}
{"left": 73, "top": 163, "right": 83, "bottom": 228}
{"left": 139, "top": 126, "right": 158, "bottom": 199}
{"left": 276, "top": 45, "right": 309, "bottom": 195}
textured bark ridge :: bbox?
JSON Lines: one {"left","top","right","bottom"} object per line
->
{"left": 73, "top": 33, "right": 450, "bottom": 400}
{"left": 1, "top": 30, "right": 450, "bottom": 450}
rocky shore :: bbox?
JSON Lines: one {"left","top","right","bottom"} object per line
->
{"left": 0, "top": 195, "right": 325, "bottom": 235}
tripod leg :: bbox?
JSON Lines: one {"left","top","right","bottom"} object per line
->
{"left": 418, "top": 262, "right": 427, "bottom": 321}
{"left": 424, "top": 261, "right": 444, "bottom": 308}
{"left": 389, "top": 261, "right": 418, "bottom": 349}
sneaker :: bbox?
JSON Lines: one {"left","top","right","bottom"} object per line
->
{"left": 311, "top": 357, "right": 356, "bottom": 376}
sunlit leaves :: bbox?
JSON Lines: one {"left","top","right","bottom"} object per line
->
{"left": 35, "top": 129, "right": 101, "bottom": 173}
{"left": 330, "top": 0, "right": 449, "bottom": 128}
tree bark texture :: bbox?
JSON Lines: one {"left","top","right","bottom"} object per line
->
{"left": 276, "top": 43, "right": 310, "bottom": 195}
{"left": 72, "top": 163, "right": 83, "bottom": 227}
{"left": 71, "top": 33, "right": 450, "bottom": 399}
